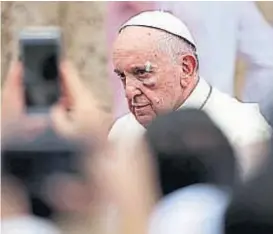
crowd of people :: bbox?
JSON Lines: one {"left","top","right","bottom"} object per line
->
{"left": 2, "top": 4, "right": 273, "bottom": 234}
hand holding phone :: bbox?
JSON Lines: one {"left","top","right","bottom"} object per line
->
{"left": 18, "top": 27, "right": 112, "bottom": 142}
{"left": 50, "top": 61, "right": 113, "bottom": 143}
{"left": 1, "top": 62, "right": 48, "bottom": 145}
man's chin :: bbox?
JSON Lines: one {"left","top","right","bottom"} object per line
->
{"left": 134, "top": 114, "right": 154, "bottom": 128}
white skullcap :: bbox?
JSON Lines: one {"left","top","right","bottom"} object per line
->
{"left": 119, "top": 10, "right": 196, "bottom": 46}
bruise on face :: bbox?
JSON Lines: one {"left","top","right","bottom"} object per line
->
{"left": 114, "top": 62, "right": 157, "bottom": 87}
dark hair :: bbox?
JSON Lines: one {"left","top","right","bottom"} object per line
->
{"left": 224, "top": 154, "right": 273, "bottom": 234}
{"left": 145, "top": 108, "right": 238, "bottom": 196}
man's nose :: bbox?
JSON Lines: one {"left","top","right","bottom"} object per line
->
{"left": 125, "top": 80, "right": 142, "bottom": 100}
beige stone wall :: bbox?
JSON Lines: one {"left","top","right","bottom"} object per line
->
{"left": 1, "top": 1, "right": 111, "bottom": 108}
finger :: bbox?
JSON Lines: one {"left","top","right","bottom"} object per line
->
{"left": 2, "top": 62, "right": 24, "bottom": 109}
{"left": 23, "top": 115, "right": 50, "bottom": 137}
{"left": 2, "top": 62, "right": 24, "bottom": 121}
{"left": 50, "top": 103, "right": 76, "bottom": 140}
{"left": 60, "top": 79, "right": 72, "bottom": 108}
{"left": 2, "top": 116, "right": 49, "bottom": 144}
{"left": 59, "top": 60, "right": 85, "bottom": 100}
{"left": 3, "top": 61, "right": 23, "bottom": 89}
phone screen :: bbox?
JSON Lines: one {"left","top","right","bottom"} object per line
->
{"left": 22, "top": 41, "right": 60, "bottom": 110}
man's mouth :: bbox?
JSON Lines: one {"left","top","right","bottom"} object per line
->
{"left": 132, "top": 103, "right": 150, "bottom": 108}
{"left": 133, "top": 104, "right": 151, "bottom": 117}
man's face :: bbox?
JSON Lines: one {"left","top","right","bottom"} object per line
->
{"left": 113, "top": 27, "right": 184, "bottom": 127}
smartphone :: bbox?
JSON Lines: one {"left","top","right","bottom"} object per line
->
{"left": 19, "top": 27, "right": 62, "bottom": 113}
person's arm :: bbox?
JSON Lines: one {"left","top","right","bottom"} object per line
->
{"left": 237, "top": 2, "right": 273, "bottom": 109}
{"left": 91, "top": 136, "right": 160, "bottom": 234}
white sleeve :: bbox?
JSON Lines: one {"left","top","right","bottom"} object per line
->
{"left": 237, "top": 2, "right": 273, "bottom": 109}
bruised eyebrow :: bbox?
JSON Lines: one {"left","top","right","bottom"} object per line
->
{"left": 129, "top": 65, "right": 155, "bottom": 73}
{"left": 114, "top": 64, "right": 157, "bottom": 75}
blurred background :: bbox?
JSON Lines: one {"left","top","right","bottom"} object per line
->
{"left": 1, "top": 2, "right": 273, "bottom": 234}
{"left": 1, "top": 1, "right": 273, "bottom": 117}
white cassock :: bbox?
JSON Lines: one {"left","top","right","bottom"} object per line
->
{"left": 109, "top": 77, "right": 272, "bottom": 179}
{"left": 157, "top": 1, "right": 273, "bottom": 114}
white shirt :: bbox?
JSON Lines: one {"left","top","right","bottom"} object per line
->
{"left": 2, "top": 215, "right": 60, "bottom": 234}
{"left": 109, "top": 77, "right": 271, "bottom": 179}
{"left": 158, "top": 1, "right": 273, "bottom": 109}
{"left": 149, "top": 184, "right": 230, "bottom": 234}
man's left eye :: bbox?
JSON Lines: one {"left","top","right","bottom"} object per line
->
{"left": 134, "top": 69, "right": 147, "bottom": 76}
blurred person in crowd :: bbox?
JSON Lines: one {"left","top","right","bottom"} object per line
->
{"left": 2, "top": 60, "right": 158, "bottom": 234}
{"left": 1, "top": 61, "right": 113, "bottom": 234}
{"left": 106, "top": 1, "right": 155, "bottom": 118}
{"left": 91, "top": 135, "right": 159, "bottom": 234}
{"left": 1, "top": 63, "right": 60, "bottom": 234}
{"left": 1, "top": 62, "right": 93, "bottom": 234}
{"left": 146, "top": 109, "right": 237, "bottom": 234}
{"left": 43, "top": 173, "right": 107, "bottom": 234}
{"left": 158, "top": 1, "right": 273, "bottom": 119}
{"left": 108, "top": 11, "right": 271, "bottom": 180}
{"left": 2, "top": 176, "right": 60, "bottom": 234}
{"left": 145, "top": 109, "right": 239, "bottom": 196}
{"left": 224, "top": 153, "right": 273, "bottom": 234}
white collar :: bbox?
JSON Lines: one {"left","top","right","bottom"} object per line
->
{"left": 178, "top": 77, "right": 212, "bottom": 110}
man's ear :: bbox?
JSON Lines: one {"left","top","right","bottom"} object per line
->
{"left": 180, "top": 54, "right": 197, "bottom": 88}
{"left": 182, "top": 54, "right": 197, "bottom": 76}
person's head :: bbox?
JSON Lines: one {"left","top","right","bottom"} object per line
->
{"left": 224, "top": 152, "right": 273, "bottom": 234}
{"left": 145, "top": 108, "right": 238, "bottom": 196}
{"left": 112, "top": 11, "right": 199, "bottom": 127}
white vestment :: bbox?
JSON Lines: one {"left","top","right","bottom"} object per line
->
{"left": 109, "top": 78, "right": 272, "bottom": 179}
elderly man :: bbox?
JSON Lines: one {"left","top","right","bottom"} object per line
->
{"left": 109, "top": 11, "right": 271, "bottom": 179}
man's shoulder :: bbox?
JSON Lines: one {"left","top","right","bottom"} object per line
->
{"left": 111, "top": 112, "right": 138, "bottom": 128}
{"left": 210, "top": 88, "right": 265, "bottom": 121}
{"left": 206, "top": 89, "right": 271, "bottom": 144}
{"left": 108, "top": 113, "right": 145, "bottom": 142}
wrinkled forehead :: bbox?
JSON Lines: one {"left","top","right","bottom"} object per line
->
{"left": 114, "top": 26, "right": 162, "bottom": 49}
{"left": 113, "top": 26, "right": 169, "bottom": 67}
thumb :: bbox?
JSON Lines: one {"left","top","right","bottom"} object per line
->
{"left": 50, "top": 103, "right": 76, "bottom": 140}
{"left": 60, "top": 60, "right": 84, "bottom": 102}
